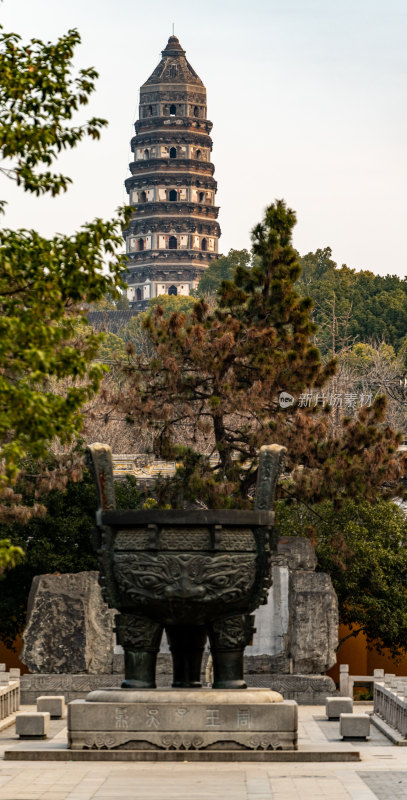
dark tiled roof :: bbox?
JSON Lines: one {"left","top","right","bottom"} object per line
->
{"left": 142, "top": 36, "right": 204, "bottom": 87}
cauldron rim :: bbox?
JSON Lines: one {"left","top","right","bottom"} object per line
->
{"left": 100, "top": 509, "right": 274, "bottom": 527}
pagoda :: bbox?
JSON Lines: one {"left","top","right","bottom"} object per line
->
{"left": 124, "top": 35, "right": 221, "bottom": 308}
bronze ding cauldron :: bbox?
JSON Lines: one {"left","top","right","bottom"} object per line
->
{"left": 87, "top": 443, "right": 286, "bottom": 690}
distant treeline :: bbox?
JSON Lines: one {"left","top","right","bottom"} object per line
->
{"left": 90, "top": 247, "right": 407, "bottom": 361}
{"left": 197, "top": 247, "right": 407, "bottom": 357}
{"left": 296, "top": 247, "right": 407, "bottom": 356}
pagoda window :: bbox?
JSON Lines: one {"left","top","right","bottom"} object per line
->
{"left": 144, "top": 149, "right": 149, "bottom": 159}
{"left": 168, "top": 285, "right": 178, "bottom": 295}
{"left": 169, "top": 65, "right": 177, "bottom": 79}
{"left": 170, "top": 104, "right": 176, "bottom": 116}
{"left": 169, "top": 189, "right": 177, "bottom": 202}
{"left": 136, "top": 288, "right": 142, "bottom": 301}
{"left": 193, "top": 106, "right": 199, "bottom": 117}
{"left": 196, "top": 149, "right": 202, "bottom": 160}
{"left": 201, "top": 238, "right": 207, "bottom": 252}
{"left": 170, "top": 147, "right": 177, "bottom": 159}
{"left": 139, "top": 190, "right": 147, "bottom": 203}
{"left": 148, "top": 105, "right": 153, "bottom": 116}
{"left": 198, "top": 191, "right": 205, "bottom": 203}
{"left": 138, "top": 238, "right": 144, "bottom": 251}
{"left": 169, "top": 236, "right": 177, "bottom": 250}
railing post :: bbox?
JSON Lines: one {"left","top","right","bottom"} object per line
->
{"left": 339, "top": 664, "right": 349, "bottom": 696}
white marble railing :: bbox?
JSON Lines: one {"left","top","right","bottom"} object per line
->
{"left": 339, "top": 663, "right": 385, "bottom": 697}
{"left": 374, "top": 677, "right": 407, "bottom": 738}
{"left": 0, "top": 679, "right": 20, "bottom": 721}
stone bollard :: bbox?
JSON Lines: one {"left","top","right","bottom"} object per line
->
{"left": 340, "top": 713, "right": 370, "bottom": 739}
{"left": 37, "top": 696, "right": 66, "bottom": 719}
{"left": 16, "top": 712, "right": 50, "bottom": 739}
{"left": 326, "top": 696, "right": 353, "bottom": 720}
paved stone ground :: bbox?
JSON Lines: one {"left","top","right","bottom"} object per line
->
{"left": 0, "top": 705, "right": 405, "bottom": 799}
{"left": 358, "top": 771, "right": 407, "bottom": 799}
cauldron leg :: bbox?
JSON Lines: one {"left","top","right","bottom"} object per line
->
{"left": 208, "top": 614, "right": 256, "bottom": 689}
{"left": 166, "top": 624, "right": 207, "bottom": 688}
{"left": 115, "top": 613, "right": 163, "bottom": 689}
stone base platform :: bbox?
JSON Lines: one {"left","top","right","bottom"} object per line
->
{"left": 20, "top": 674, "right": 122, "bottom": 705}
{"left": 20, "top": 673, "right": 337, "bottom": 705}
{"left": 68, "top": 689, "right": 298, "bottom": 753}
{"left": 265, "top": 674, "right": 336, "bottom": 704}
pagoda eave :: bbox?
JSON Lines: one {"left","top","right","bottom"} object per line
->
{"left": 135, "top": 118, "right": 213, "bottom": 135}
{"left": 129, "top": 159, "right": 215, "bottom": 177}
{"left": 126, "top": 202, "right": 220, "bottom": 219}
{"left": 131, "top": 132, "right": 213, "bottom": 149}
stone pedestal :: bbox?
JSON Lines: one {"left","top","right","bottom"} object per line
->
{"left": 68, "top": 688, "right": 297, "bottom": 752}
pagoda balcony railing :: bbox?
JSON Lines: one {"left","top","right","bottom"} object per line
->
{"left": 131, "top": 132, "right": 213, "bottom": 149}
{"left": 129, "top": 158, "right": 215, "bottom": 176}
{"left": 127, "top": 249, "right": 219, "bottom": 264}
{"left": 128, "top": 202, "right": 220, "bottom": 219}
{"left": 135, "top": 117, "right": 213, "bottom": 135}
{"left": 125, "top": 220, "right": 221, "bottom": 237}
{"left": 126, "top": 175, "right": 217, "bottom": 193}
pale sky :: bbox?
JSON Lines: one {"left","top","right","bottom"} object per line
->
{"left": 1, "top": 0, "right": 407, "bottom": 276}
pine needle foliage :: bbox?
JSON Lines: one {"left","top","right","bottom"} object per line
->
{"left": 117, "top": 201, "right": 405, "bottom": 508}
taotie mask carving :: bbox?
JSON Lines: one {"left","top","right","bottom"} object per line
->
{"left": 114, "top": 553, "right": 255, "bottom": 603}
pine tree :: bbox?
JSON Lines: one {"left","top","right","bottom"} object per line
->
{"left": 117, "top": 201, "right": 404, "bottom": 508}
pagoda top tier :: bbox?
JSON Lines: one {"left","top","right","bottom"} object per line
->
{"left": 141, "top": 35, "right": 204, "bottom": 88}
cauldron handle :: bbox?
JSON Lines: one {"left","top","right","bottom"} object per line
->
{"left": 85, "top": 443, "right": 116, "bottom": 520}
{"left": 254, "top": 444, "right": 287, "bottom": 510}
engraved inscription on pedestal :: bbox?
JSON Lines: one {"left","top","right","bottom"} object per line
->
{"left": 146, "top": 707, "right": 160, "bottom": 728}
{"left": 115, "top": 708, "right": 128, "bottom": 729}
{"left": 238, "top": 708, "right": 250, "bottom": 728}
{"left": 205, "top": 707, "right": 220, "bottom": 727}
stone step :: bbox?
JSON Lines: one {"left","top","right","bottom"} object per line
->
{"left": 3, "top": 748, "right": 361, "bottom": 762}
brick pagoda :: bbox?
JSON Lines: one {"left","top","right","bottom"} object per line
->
{"left": 124, "top": 35, "right": 221, "bottom": 308}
